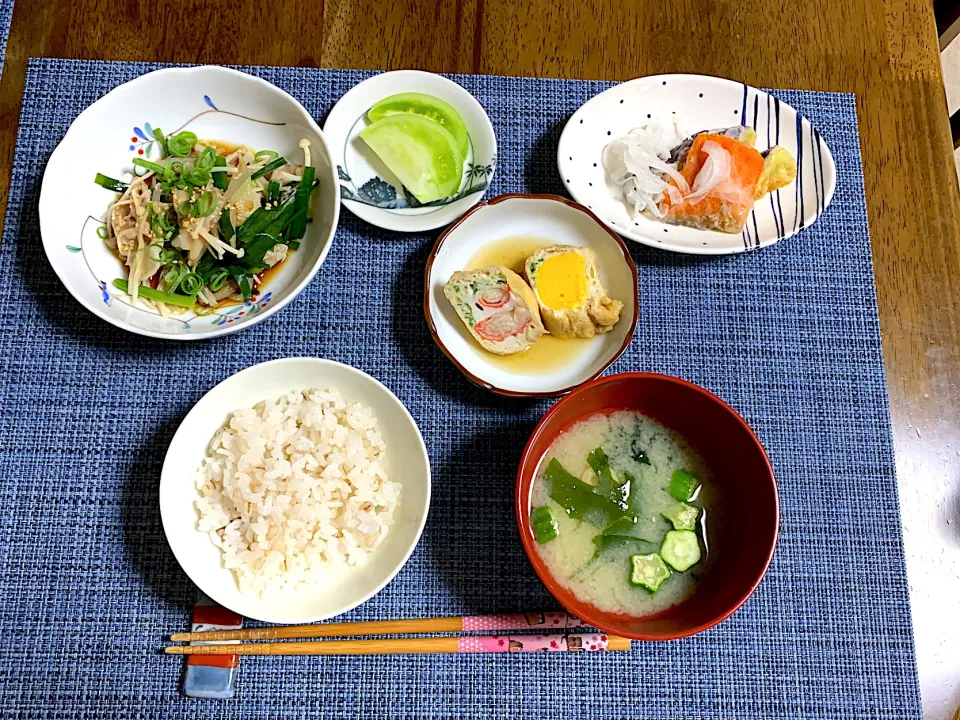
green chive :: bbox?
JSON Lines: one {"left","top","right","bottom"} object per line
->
{"left": 112, "top": 279, "right": 197, "bottom": 308}
{"left": 94, "top": 173, "right": 128, "bottom": 193}
{"left": 96, "top": 226, "right": 109, "bottom": 239}
{"left": 212, "top": 155, "right": 229, "bottom": 191}
{"left": 132, "top": 158, "right": 166, "bottom": 175}
{"left": 251, "top": 156, "right": 286, "bottom": 180}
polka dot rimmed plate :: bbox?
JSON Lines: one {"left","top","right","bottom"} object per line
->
{"left": 556, "top": 74, "right": 836, "bottom": 255}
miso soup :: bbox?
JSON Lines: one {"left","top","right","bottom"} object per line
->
{"left": 530, "top": 410, "right": 715, "bottom": 617}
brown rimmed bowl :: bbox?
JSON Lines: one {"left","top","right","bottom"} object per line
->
{"left": 516, "top": 372, "right": 779, "bottom": 640}
{"left": 423, "top": 193, "right": 639, "bottom": 397}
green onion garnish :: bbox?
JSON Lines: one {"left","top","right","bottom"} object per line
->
{"left": 196, "top": 146, "right": 217, "bottom": 171}
{"left": 251, "top": 156, "right": 286, "bottom": 180}
{"left": 94, "top": 173, "right": 128, "bottom": 193}
{"left": 132, "top": 158, "right": 166, "bottom": 175}
{"left": 112, "top": 279, "right": 197, "bottom": 308}
{"left": 185, "top": 169, "right": 211, "bottom": 187}
{"left": 208, "top": 267, "right": 230, "bottom": 292}
{"left": 179, "top": 272, "right": 204, "bottom": 296}
{"left": 167, "top": 131, "right": 199, "bottom": 158}
{"left": 177, "top": 200, "right": 195, "bottom": 218}
{"left": 96, "top": 226, "right": 109, "bottom": 239}
{"left": 254, "top": 150, "right": 279, "bottom": 161}
{"left": 196, "top": 191, "right": 217, "bottom": 217}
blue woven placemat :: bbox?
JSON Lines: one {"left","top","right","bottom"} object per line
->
{"left": 0, "top": 59, "right": 920, "bottom": 719}
{"left": 0, "top": 0, "right": 12, "bottom": 78}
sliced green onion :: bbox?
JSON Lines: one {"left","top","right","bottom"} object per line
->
{"left": 96, "top": 226, "right": 109, "bottom": 239}
{"left": 94, "top": 173, "right": 128, "bottom": 192}
{"left": 179, "top": 272, "right": 204, "bottom": 296}
{"left": 196, "top": 191, "right": 217, "bottom": 217}
{"left": 185, "top": 169, "right": 211, "bottom": 187}
{"left": 208, "top": 267, "right": 230, "bottom": 292}
{"left": 167, "top": 131, "right": 198, "bottom": 157}
{"left": 212, "top": 155, "right": 229, "bottom": 191}
{"left": 254, "top": 149, "right": 279, "bottom": 161}
{"left": 251, "top": 156, "right": 286, "bottom": 180}
{"left": 151, "top": 127, "right": 169, "bottom": 155}
{"left": 170, "top": 161, "right": 184, "bottom": 175}
{"left": 132, "top": 158, "right": 166, "bottom": 176}
{"left": 177, "top": 200, "right": 195, "bottom": 218}
{"left": 148, "top": 241, "right": 165, "bottom": 263}
{"left": 163, "top": 264, "right": 184, "bottom": 290}
{"left": 112, "top": 278, "right": 197, "bottom": 307}
{"left": 196, "top": 146, "right": 217, "bottom": 171}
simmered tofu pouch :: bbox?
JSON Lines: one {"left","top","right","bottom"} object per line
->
{"left": 525, "top": 245, "right": 622, "bottom": 339}
{"left": 443, "top": 266, "right": 545, "bottom": 355}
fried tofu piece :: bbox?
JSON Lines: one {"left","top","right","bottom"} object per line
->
{"left": 443, "top": 266, "right": 545, "bottom": 355}
{"left": 524, "top": 245, "right": 622, "bottom": 339}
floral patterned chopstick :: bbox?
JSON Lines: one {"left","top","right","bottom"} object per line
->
{"left": 166, "top": 632, "right": 629, "bottom": 656}
{"left": 170, "top": 611, "right": 587, "bottom": 643}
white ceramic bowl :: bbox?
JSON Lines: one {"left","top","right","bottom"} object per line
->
{"left": 40, "top": 66, "right": 340, "bottom": 339}
{"left": 323, "top": 70, "right": 497, "bottom": 232}
{"left": 424, "top": 194, "right": 638, "bottom": 397}
{"left": 557, "top": 74, "right": 836, "bottom": 255}
{"left": 160, "top": 358, "right": 431, "bottom": 624}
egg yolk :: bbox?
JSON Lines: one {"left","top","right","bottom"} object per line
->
{"left": 536, "top": 252, "right": 588, "bottom": 310}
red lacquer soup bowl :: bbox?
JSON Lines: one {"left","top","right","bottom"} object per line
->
{"left": 516, "top": 372, "right": 779, "bottom": 641}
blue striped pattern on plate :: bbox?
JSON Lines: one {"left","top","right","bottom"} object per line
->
{"left": 0, "top": 59, "right": 920, "bottom": 719}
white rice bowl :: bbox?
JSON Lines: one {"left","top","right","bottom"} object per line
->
{"left": 194, "top": 388, "right": 401, "bottom": 596}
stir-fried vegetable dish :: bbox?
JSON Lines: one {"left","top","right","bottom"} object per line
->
{"left": 96, "top": 129, "right": 317, "bottom": 312}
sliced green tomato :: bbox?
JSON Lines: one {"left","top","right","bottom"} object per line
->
{"left": 629, "top": 553, "right": 670, "bottom": 593}
{"left": 367, "top": 92, "right": 469, "bottom": 158}
{"left": 661, "top": 502, "right": 699, "bottom": 531}
{"left": 359, "top": 114, "right": 463, "bottom": 203}
{"left": 660, "top": 530, "right": 702, "bottom": 572}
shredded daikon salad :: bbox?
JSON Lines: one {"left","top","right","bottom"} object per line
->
{"left": 602, "top": 120, "right": 690, "bottom": 218}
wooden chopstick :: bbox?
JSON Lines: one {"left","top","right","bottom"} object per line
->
{"left": 170, "top": 616, "right": 463, "bottom": 642}
{"left": 166, "top": 634, "right": 631, "bottom": 656}
{"left": 170, "top": 612, "right": 583, "bottom": 642}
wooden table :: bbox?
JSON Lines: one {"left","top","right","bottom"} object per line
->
{"left": 1, "top": 0, "right": 958, "bottom": 716}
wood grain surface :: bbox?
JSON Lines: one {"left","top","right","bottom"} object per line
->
{"left": 0, "top": 0, "right": 958, "bottom": 715}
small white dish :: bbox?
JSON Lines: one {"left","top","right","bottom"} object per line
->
{"left": 557, "top": 74, "right": 836, "bottom": 255}
{"left": 40, "top": 66, "right": 340, "bottom": 340}
{"left": 323, "top": 70, "right": 497, "bottom": 232}
{"left": 424, "top": 194, "right": 638, "bottom": 397}
{"left": 160, "top": 357, "right": 431, "bottom": 624}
